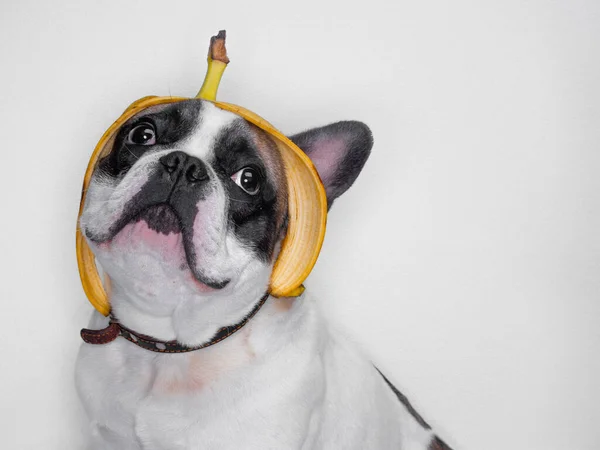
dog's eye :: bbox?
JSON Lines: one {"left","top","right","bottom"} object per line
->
{"left": 231, "top": 167, "right": 261, "bottom": 195}
{"left": 127, "top": 122, "right": 156, "bottom": 146}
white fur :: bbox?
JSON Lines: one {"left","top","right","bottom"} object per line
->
{"left": 184, "top": 102, "right": 239, "bottom": 162}
{"left": 76, "top": 103, "right": 439, "bottom": 449}
{"left": 76, "top": 293, "right": 436, "bottom": 450}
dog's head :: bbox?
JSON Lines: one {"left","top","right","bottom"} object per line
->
{"left": 80, "top": 99, "right": 372, "bottom": 342}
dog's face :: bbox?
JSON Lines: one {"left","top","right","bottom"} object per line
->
{"left": 80, "top": 99, "right": 372, "bottom": 338}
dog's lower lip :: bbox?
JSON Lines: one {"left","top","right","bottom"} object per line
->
{"left": 189, "top": 272, "right": 230, "bottom": 290}
{"left": 186, "top": 252, "right": 230, "bottom": 290}
{"left": 86, "top": 203, "right": 183, "bottom": 243}
{"left": 88, "top": 206, "right": 230, "bottom": 290}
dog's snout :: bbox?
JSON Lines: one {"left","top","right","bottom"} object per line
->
{"left": 160, "top": 151, "right": 185, "bottom": 174}
{"left": 185, "top": 160, "right": 209, "bottom": 183}
{"left": 159, "top": 151, "right": 209, "bottom": 184}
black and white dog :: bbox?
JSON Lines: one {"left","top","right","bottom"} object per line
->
{"left": 76, "top": 99, "right": 453, "bottom": 449}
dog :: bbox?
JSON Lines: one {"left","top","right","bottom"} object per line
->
{"left": 75, "top": 98, "right": 453, "bottom": 449}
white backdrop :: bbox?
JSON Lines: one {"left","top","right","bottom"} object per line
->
{"left": 1, "top": 0, "right": 599, "bottom": 449}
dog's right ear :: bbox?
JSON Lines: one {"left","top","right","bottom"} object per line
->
{"left": 289, "top": 121, "right": 373, "bottom": 209}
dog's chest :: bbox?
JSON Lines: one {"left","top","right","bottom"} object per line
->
{"left": 76, "top": 325, "right": 324, "bottom": 450}
{"left": 76, "top": 300, "right": 437, "bottom": 450}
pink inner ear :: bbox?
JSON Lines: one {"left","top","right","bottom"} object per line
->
{"left": 308, "top": 137, "right": 346, "bottom": 187}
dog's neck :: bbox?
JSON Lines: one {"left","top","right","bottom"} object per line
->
{"left": 108, "top": 277, "right": 281, "bottom": 347}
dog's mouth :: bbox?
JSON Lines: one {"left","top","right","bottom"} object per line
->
{"left": 89, "top": 202, "right": 230, "bottom": 290}
{"left": 93, "top": 203, "right": 184, "bottom": 241}
{"left": 137, "top": 204, "right": 182, "bottom": 235}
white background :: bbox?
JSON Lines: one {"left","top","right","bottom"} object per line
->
{"left": 1, "top": 0, "right": 599, "bottom": 449}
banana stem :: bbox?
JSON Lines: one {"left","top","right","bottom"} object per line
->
{"left": 197, "top": 30, "right": 230, "bottom": 101}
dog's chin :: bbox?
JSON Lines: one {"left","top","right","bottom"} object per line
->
{"left": 92, "top": 204, "right": 227, "bottom": 292}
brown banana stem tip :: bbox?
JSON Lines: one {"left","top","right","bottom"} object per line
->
{"left": 209, "top": 30, "right": 230, "bottom": 64}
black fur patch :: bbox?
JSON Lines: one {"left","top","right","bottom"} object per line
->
{"left": 376, "top": 368, "right": 431, "bottom": 429}
{"left": 98, "top": 100, "right": 202, "bottom": 178}
{"left": 376, "top": 368, "right": 455, "bottom": 449}
{"left": 429, "top": 436, "right": 454, "bottom": 450}
{"left": 211, "top": 122, "right": 283, "bottom": 261}
{"left": 140, "top": 204, "right": 181, "bottom": 234}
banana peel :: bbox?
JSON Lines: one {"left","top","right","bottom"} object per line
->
{"left": 77, "top": 31, "right": 328, "bottom": 316}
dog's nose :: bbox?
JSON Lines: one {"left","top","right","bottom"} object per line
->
{"left": 159, "top": 151, "right": 209, "bottom": 183}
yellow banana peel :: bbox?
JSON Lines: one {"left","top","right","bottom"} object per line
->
{"left": 77, "top": 31, "right": 327, "bottom": 316}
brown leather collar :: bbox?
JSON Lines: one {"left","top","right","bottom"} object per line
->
{"left": 80, "top": 293, "right": 270, "bottom": 353}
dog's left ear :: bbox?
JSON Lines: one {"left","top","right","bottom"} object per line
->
{"left": 289, "top": 121, "right": 373, "bottom": 209}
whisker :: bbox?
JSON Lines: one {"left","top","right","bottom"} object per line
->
{"left": 123, "top": 144, "right": 139, "bottom": 161}
{"left": 224, "top": 193, "right": 252, "bottom": 204}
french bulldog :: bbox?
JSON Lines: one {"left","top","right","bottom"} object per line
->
{"left": 75, "top": 99, "right": 453, "bottom": 450}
